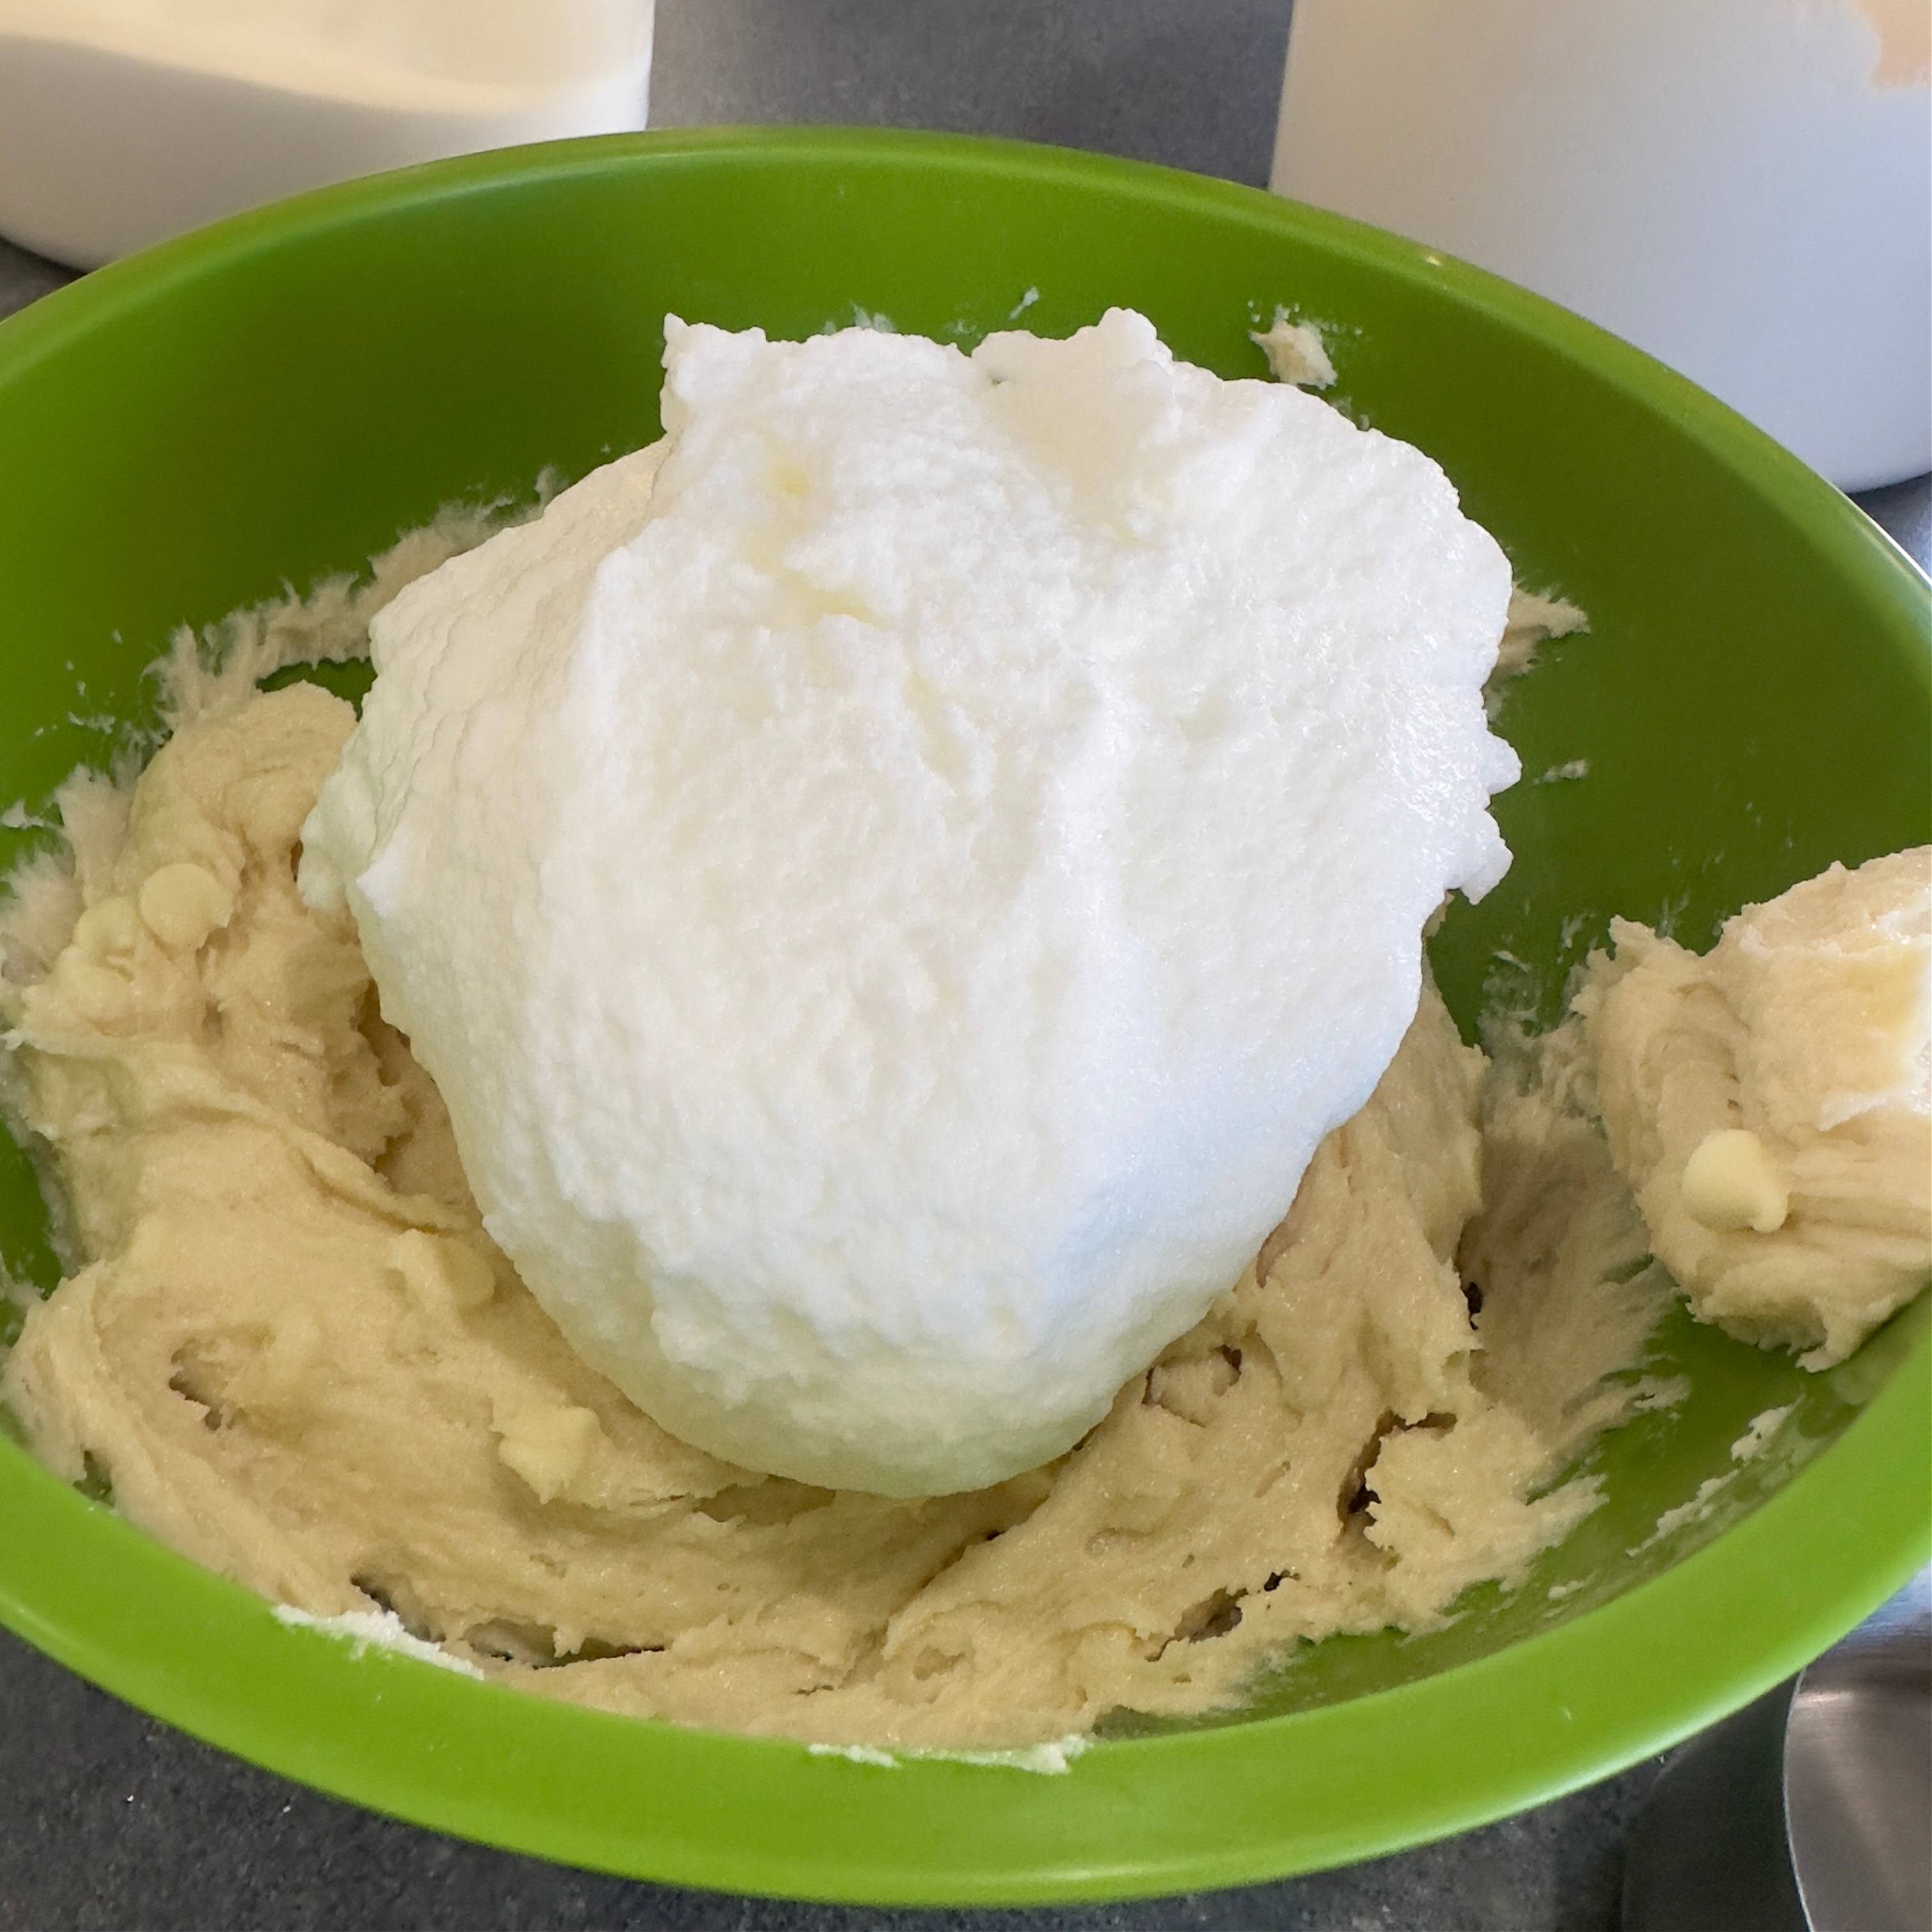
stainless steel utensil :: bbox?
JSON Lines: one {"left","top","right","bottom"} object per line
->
{"left": 1623, "top": 1567, "right": 1932, "bottom": 1932}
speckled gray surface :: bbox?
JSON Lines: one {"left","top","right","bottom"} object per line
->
{"left": 650, "top": 0, "right": 1292, "bottom": 188}
{"left": 0, "top": 2, "right": 1925, "bottom": 1925}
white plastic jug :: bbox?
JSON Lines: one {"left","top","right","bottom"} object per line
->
{"left": 1272, "top": 0, "right": 1930, "bottom": 491}
{"left": 0, "top": 0, "right": 655, "bottom": 266}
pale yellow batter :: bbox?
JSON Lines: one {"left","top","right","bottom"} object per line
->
{"left": 1579, "top": 852, "right": 1932, "bottom": 1368}
{"left": 0, "top": 543, "right": 1923, "bottom": 1751}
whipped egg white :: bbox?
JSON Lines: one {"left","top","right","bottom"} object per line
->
{"left": 298, "top": 308, "right": 1519, "bottom": 1494}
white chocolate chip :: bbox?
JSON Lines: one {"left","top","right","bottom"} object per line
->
{"left": 1681, "top": 1128, "right": 1790, "bottom": 1234}
{"left": 496, "top": 1405, "right": 602, "bottom": 1504}
{"left": 137, "top": 862, "right": 235, "bottom": 953}
{"left": 72, "top": 896, "right": 142, "bottom": 960}
{"left": 386, "top": 1229, "right": 498, "bottom": 1313}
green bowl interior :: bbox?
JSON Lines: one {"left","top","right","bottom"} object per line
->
{"left": 0, "top": 130, "right": 1926, "bottom": 1904}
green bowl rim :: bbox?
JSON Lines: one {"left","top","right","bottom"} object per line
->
{"left": 0, "top": 126, "right": 1926, "bottom": 1906}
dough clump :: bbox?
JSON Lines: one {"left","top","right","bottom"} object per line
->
{"left": 296, "top": 309, "right": 1520, "bottom": 1496}
{"left": 1578, "top": 848, "right": 1931, "bottom": 1367}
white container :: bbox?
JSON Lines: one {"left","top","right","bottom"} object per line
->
{"left": 0, "top": 0, "right": 654, "bottom": 268}
{"left": 1272, "top": 0, "right": 1931, "bottom": 491}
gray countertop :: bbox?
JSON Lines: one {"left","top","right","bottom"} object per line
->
{"left": 0, "top": 4, "right": 1926, "bottom": 1927}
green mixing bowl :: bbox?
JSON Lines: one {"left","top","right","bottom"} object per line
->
{"left": 0, "top": 130, "right": 1926, "bottom": 1905}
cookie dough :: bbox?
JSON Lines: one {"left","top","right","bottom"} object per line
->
{"left": 2, "top": 532, "right": 1922, "bottom": 1752}
{"left": 0, "top": 640, "right": 1669, "bottom": 1750}
{"left": 1577, "top": 848, "right": 1931, "bottom": 1367}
